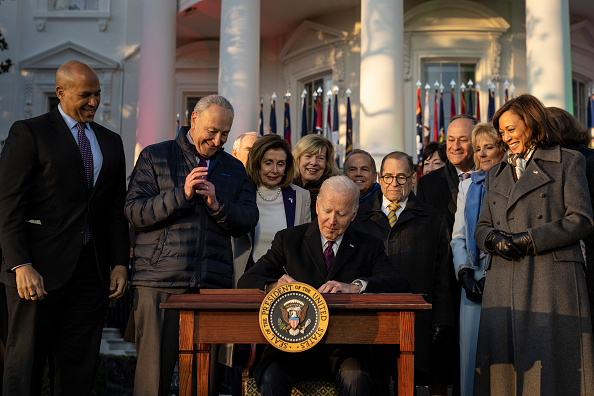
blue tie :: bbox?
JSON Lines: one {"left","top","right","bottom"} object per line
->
{"left": 76, "top": 122, "right": 93, "bottom": 245}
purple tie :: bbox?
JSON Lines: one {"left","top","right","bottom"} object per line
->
{"left": 324, "top": 241, "right": 335, "bottom": 273}
{"left": 197, "top": 154, "right": 207, "bottom": 169}
{"left": 76, "top": 122, "right": 93, "bottom": 244}
{"left": 461, "top": 173, "right": 471, "bottom": 181}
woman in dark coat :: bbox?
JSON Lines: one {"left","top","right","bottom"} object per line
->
{"left": 549, "top": 107, "right": 594, "bottom": 332}
{"left": 474, "top": 94, "right": 594, "bottom": 395}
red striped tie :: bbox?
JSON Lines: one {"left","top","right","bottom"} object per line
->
{"left": 324, "top": 241, "right": 335, "bottom": 272}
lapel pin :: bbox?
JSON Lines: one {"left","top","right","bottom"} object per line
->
{"left": 349, "top": 244, "right": 354, "bottom": 248}
{"left": 289, "top": 198, "right": 293, "bottom": 203}
{"left": 533, "top": 171, "right": 538, "bottom": 174}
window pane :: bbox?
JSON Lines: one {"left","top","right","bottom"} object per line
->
{"left": 48, "top": 96, "right": 60, "bottom": 112}
{"left": 186, "top": 97, "right": 201, "bottom": 126}
{"left": 54, "top": 0, "right": 98, "bottom": 10}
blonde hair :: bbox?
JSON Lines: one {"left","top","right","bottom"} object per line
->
{"left": 471, "top": 122, "right": 504, "bottom": 170}
{"left": 292, "top": 134, "right": 339, "bottom": 181}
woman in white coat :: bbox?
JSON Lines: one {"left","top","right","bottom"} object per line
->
{"left": 451, "top": 123, "right": 505, "bottom": 396}
{"left": 246, "top": 134, "right": 311, "bottom": 265}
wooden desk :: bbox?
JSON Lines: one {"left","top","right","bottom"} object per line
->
{"left": 161, "top": 290, "right": 431, "bottom": 396}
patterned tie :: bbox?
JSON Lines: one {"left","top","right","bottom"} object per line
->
{"left": 461, "top": 173, "right": 471, "bottom": 181}
{"left": 324, "top": 241, "right": 335, "bottom": 273}
{"left": 387, "top": 202, "right": 401, "bottom": 227}
{"left": 76, "top": 122, "right": 93, "bottom": 244}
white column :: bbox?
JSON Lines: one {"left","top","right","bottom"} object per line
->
{"left": 135, "top": 0, "right": 177, "bottom": 159}
{"left": 218, "top": 0, "right": 260, "bottom": 145}
{"left": 360, "top": 0, "right": 404, "bottom": 160}
{"left": 526, "top": 0, "right": 572, "bottom": 109}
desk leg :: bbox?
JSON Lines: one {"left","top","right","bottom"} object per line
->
{"left": 179, "top": 310, "right": 195, "bottom": 396}
{"left": 196, "top": 343, "right": 211, "bottom": 396}
{"left": 398, "top": 311, "right": 415, "bottom": 396}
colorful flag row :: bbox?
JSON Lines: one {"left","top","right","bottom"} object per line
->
{"left": 415, "top": 80, "right": 513, "bottom": 164}
{"left": 261, "top": 89, "right": 353, "bottom": 158}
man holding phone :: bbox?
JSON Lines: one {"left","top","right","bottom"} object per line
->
{"left": 125, "top": 95, "right": 259, "bottom": 396}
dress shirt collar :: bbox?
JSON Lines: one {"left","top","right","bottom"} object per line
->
{"left": 187, "top": 131, "right": 210, "bottom": 166}
{"left": 321, "top": 233, "right": 343, "bottom": 256}
{"left": 381, "top": 195, "right": 408, "bottom": 219}
{"left": 58, "top": 103, "right": 89, "bottom": 131}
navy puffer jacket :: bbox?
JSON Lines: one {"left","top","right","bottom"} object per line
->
{"left": 125, "top": 128, "right": 258, "bottom": 289}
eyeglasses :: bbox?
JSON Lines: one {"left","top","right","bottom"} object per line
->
{"left": 380, "top": 174, "right": 413, "bottom": 185}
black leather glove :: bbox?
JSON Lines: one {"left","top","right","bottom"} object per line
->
{"left": 484, "top": 230, "right": 522, "bottom": 261}
{"left": 458, "top": 268, "right": 482, "bottom": 303}
{"left": 431, "top": 324, "right": 455, "bottom": 347}
{"left": 477, "top": 276, "right": 486, "bottom": 293}
{"left": 512, "top": 232, "right": 533, "bottom": 256}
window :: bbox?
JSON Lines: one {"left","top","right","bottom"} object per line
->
{"left": 301, "top": 75, "right": 333, "bottom": 136}
{"left": 185, "top": 97, "right": 202, "bottom": 126}
{"left": 48, "top": 96, "right": 60, "bottom": 112}
{"left": 422, "top": 61, "right": 476, "bottom": 138}
{"left": 572, "top": 78, "right": 588, "bottom": 128}
{"left": 53, "top": 0, "right": 98, "bottom": 10}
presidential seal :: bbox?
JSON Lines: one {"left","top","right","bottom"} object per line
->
{"left": 259, "top": 282, "right": 329, "bottom": 352}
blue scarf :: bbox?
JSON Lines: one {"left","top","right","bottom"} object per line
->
{"left": 359, "top": 183, "right": 381, "bottom": 204}
{"left": 464, "top": 171, "right": 485, "bottom": 270}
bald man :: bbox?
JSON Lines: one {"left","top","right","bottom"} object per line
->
{"left": 0, "top": 60, "right": 129, "bottom": 395}
{"left": 232, "top": 131, "right": 260, "bottom": 167}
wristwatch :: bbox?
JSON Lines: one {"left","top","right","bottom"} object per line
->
{"left": 352, "top": 280, "right": 365, "bottom": 294}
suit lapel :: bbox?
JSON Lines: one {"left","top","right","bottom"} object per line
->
{"left": 91, "top": 123, "right": 110, "bottom": 195}
{"left": 506, "top": 157, "right": 552, "bottom": 211}
{"left": 282, "top": 186, "right": 297, "bottom": 228}
{"left": 50, "top": 108, "right": 88, "bottom": 191}
{"left": 303, "top": 222, "right": 329, "bottom": 281}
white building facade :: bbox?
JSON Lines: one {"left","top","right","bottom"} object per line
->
{"left": 0, "top": 0, "right": 593, "bottom": 175}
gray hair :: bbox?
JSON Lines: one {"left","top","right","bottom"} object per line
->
{"left": 193, "top": 94, "right": 234, "bottom": 117}
{"left": 233, "top": 131, "right": 261, "bottom": 153}
{"left": 319, "top": 175, "right": 360, "bottom": 212}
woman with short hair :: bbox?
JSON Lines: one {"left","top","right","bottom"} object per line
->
{"left": 292, "top": 134, "right": 339, "bottom": 218}
{"left": 246, "top": 134, "right": 311, "bottom": 264}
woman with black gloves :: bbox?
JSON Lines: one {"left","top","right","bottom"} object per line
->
{"left": 473, "top": 94, "right": 594, "bottom": 395}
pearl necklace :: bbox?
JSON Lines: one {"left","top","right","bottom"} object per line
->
{"left": 257, "top": 185, "right": 281, "bottom": 201}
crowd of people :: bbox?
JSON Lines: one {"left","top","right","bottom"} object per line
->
{"left": 1, "top": 60, "right": 594, "bottom": 396}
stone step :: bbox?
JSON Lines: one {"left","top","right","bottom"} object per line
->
{"left": 101, "top": 327, "right": 122, "bottom": 340}
{"left": 106, "top": 339, "right": 136, "bottom": 351}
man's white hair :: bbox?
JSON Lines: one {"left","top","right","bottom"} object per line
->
{"left": 319, "top": 176, "right": 360, "bottom": 212}
{"left": 232, "top": 131, "right": 261, "bottom": 153}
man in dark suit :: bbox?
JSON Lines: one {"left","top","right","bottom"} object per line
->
{"left": 415, "top": 115, "right": 477, "bottom": 395}
{"left": 0, "top": 60, "right": 129, "bottom": 395}
{"left": 353, "top": 151, "right": 456, "bottom": 395}
{"left": 416, "top": 114, "right": 477, "bottom": 228}
{"left": 239, "top": 175, "right": 410, "bottom": 396}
